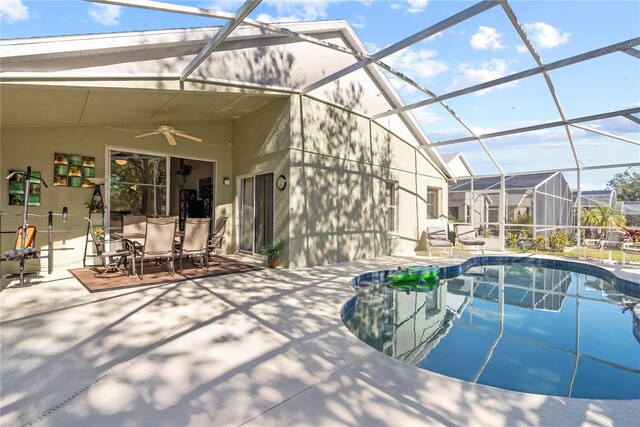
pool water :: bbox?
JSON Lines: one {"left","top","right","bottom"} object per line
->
{"left": 344, "top": 263, "right": 640, "bottom": 399}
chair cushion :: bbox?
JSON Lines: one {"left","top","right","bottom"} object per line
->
{"left": 459, "top": 238, "right": 485, "bottom": 246}
{"left": 430, "top": 240, "right": 453, "bottom": 247}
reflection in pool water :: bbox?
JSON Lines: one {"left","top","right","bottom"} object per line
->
{"left": 344, "top": 264, "right": 640, "bottom": 399}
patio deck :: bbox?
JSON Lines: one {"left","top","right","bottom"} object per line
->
{"left": 1, "top": 254, "right": 638, "bottom": 426}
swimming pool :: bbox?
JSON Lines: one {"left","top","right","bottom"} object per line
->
{"left": 342, "top": 257, "right": 640, "bottom": 400}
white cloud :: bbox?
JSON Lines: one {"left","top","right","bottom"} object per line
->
{"left": 390, "top": 3, "right": 402, "bottom": 10}
{"left": 523, "top": 22, "right": 570, "bottom": 49}
{"left": 516, "top": 44, "right": 528, "bottom": 53}
{"left": 358, "top": 0, "right": 373, "bottom": 6}
{"left": 0, "top": 0, "right": 29, "bottom": 23}
{"left": 386, "top": 48, "right": 448, "bottom": 81}
{"left": 446, "top": 59, "right": 517, "bottom": 95}
{"left": 256, "top": 1, "right": 331, "bottom": 23}
{"left": 412, "top": 108, "right": 444, "bottom": 124}
{"left": 204, "top": 1, "right": 245, "bottom": 12}
{"left": 470, "top": 26, "right": 505, "bottom": 50}
{"left": 407, "top": 0, "right": 429, "bottom": 14}
{"left": 365, "top": 42, "right": 380, "bottom": 53}
{"left": 88, "top": 4, "right": 121, "bottom": 26}
{"left": 351, "top": 14, "right": 366, "bottom": 29}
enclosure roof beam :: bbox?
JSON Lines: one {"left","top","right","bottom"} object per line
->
{"left": 180, "top": 0, "right": 260, "bottom": 81}
{"left": 373, "top": 37, "right": 640, "bottom": 120}
{"left": 570, "top": 124, "right": 640, "bottom": 147}
{"left": 624, "top": 114, "right": 640, "bottom": 126}
{"left": 447, "top": 162, "right": 640, "bottom": 181}
{"left": 622, "top": 47, "right": 640, "bottom": 59}
{"left": 425, "top": 107, "right": 640, "bottom": 147}
{"left": 301, "top": 0, "right": 501, "bottom": 94}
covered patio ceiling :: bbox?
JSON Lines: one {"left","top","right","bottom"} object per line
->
{"left": 0, "top": 84, "right": 285, "bottom": 127}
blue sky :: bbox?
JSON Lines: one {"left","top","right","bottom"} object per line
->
{"left": 1, "top": 0, "right": 639, "bottom": 190}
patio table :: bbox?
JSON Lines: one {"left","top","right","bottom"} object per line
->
{"left": 112, "top": 231, "right": 185, "bottom": 276}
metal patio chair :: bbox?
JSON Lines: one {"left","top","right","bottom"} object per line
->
{"left": 176, "top": 217, "right": 211, "bottom": 274}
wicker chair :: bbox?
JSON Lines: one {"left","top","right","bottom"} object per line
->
{"left": 208, "top": 216, "right": 229, "bottom": 264}
{"left": 176, "top": 217, "right": 211, "bottom": 274}
{"left": 137, "top": 217, "right": 177, "bottom": 279}
{"left": 456, "top": 225, "right": 485, "bottom": 254}
{"left": 426, "top": 226, "right": 454, "bottom": 257}
{"left": 85, "top": 217, "right": 132, "bottom": 277}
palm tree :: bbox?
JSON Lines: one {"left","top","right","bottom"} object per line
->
{"left": 581, "top": 204, "right": 626, "bottom": 239}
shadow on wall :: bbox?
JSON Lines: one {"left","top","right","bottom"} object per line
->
{"left": 291, "top": 80, "right": 395, "bottom": 267}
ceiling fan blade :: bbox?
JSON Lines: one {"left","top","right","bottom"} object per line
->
{"left": 173, "top": 131, "right": 203, "bottom": 143}
{"left": 166, "top": 133, "right": 178, "bottom": 146}
{"left": 134, "top": 131, "right": 162, "bottom": 139}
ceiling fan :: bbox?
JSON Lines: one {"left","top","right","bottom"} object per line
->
{"left": 134, "top": 125, "right": 202, "bottom": 146}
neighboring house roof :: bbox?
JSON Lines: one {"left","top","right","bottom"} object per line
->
{"left": 0, "top": 21, "right": 453, "bottom": 179}
{"left": 572, "top": 190, "right": 617, "bottom": 208}
{"left": 449, "top": 172, "right": 557, "bottom": 193}
{"left": 442, "top": 152, "right": 475, "bottom": 178}
{"left": 620, "top": 201, "right": 640, "bottom": 215}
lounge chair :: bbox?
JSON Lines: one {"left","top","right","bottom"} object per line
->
{"left": 456, "top": 225, "right": 485, "bottom": 254}
{"left": 599, "top": 230, "right": 625, "bottom": 263}
{"left": 176, "top": 217, "right": 211, "bottom": 274}
{"left": 622, "top": 242, "right": 640, "bottom": 266}
{"left": 85, "top": 217, "right": 132, "bottom": 277}
{"left": 426, "top": 226, "right": 453, "bottom": 257}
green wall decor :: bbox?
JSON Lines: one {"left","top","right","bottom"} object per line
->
{"left": 54, "top": 153, "right": 96, "bottom": 188}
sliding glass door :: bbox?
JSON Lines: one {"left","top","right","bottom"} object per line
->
{"left": 239, "top": 173, "right": 274, "bottom": 254}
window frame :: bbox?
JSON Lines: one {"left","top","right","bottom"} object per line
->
{"left": 427, "top": 187, "right": 440, "bottom": 220}
{"left": 385, "top": 180, "right": 399, "bottom": 237}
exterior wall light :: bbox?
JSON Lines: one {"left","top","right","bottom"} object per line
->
{"left": 223, "top": 177, "right": 231, "bottom": 186}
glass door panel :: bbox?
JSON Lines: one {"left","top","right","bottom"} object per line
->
{"left": 108, "top": 151, "right": 167, "bottom": 231}
{"left": 240, "top": 177, "right": 254, "bottom": 252}
{"left": 254, "top": 173, "right": 274, "bottom": 251}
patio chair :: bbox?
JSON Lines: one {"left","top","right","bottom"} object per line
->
{"left": 208, "top": 216, "right": 229, "bottom": 263}
{"left": 137, "top": 217, "right": 177, "bottom": 279}
{"left": 122, "top": 215, "right": 147, "bottom": 234}
{"left": 455, "top": 225, "right": 485, "bottom": 254}
{"left": 176, "top": 217, "right": 211, "bottom": 274}
{"left": 599, "top": 230, "right": 625, "bottom": 263}
{"left": 426, "top": 226, "right": 454, "bottom": 257}
{"left": 85, "top": 217, "right": 132, "bottom": 277}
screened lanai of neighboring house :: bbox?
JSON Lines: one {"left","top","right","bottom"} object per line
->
{"left": 2, "top": 0, "right": 639, "bottom": 255}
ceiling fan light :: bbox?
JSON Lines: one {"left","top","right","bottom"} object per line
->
{"left": 115, "top": 159, "right": 128, "bottom": 166}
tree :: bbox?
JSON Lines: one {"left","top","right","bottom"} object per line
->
{"left": 607, "top": 167, "right": 640, "bottom": 201}
{"left": 581, "top": 204, "right": 626, "bottom": 239}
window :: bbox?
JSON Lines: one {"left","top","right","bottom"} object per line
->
{"left": 385, "top": 181, "right": 397, "bottom": 234}
{"left": 427, "top": 188, "right": 440, "bottom": 219}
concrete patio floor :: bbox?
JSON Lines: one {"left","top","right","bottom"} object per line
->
{"left": 1, "top": 254, "right": 638, "bottom": 426}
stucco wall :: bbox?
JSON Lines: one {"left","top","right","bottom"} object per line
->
{"left": 0, "top": 121, "right": 233, "bottom": 274}
{"left": 232, "top": 98, "right": 291, "bottom": 264}
{"left": 289, "top": 95, "right": 447, "bottom": 268}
